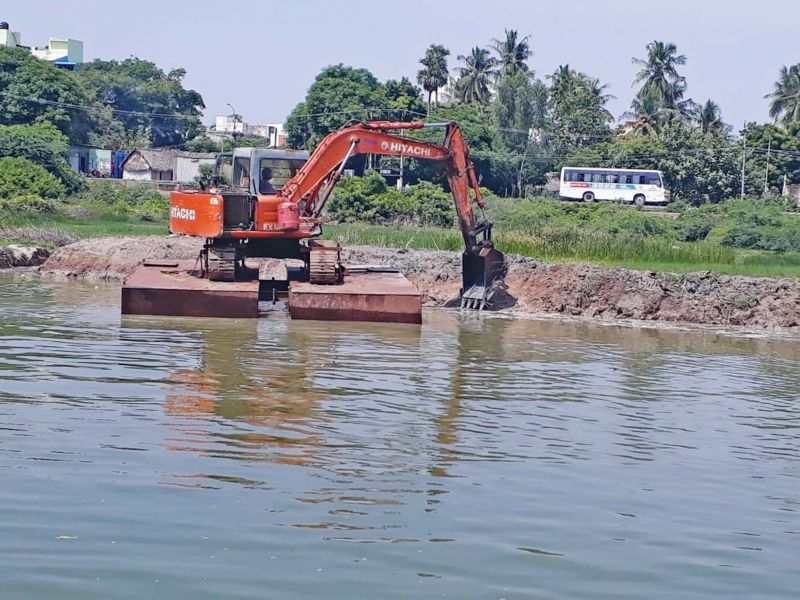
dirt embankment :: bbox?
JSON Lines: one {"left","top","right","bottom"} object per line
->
{"left": 0, "top": 245, "right": 51, "bottom": 269}
{"left": 39, "top": 236, "right": 800, "bottom": 329}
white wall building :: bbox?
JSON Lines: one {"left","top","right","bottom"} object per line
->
{"left": 0, "top": 22, "right": 83, "bottom": 68}
{"left": 212, "top": 116, "right": 286, "bottom": 147}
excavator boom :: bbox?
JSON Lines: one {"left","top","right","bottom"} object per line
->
{"left": 275, "top": 121, "right": 505, "bottom": 306}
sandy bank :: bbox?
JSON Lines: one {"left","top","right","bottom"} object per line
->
{"left": 39, "top": 236, "right": 800, "bottom": 329}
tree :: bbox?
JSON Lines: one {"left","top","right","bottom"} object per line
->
{"left": 547, "top": 65, "right": 613, "bottom": 150}
{"left": 631, "top": 41, "right": 687, "bottom": 108}
{"left": 78, "top": 57, "right": 205, "bottom": 147}
{"left": 695, "top": 100, "right": 728, "bottom": 137}
{"left": 455, "top": 47, "right": 498, "bottom": 106}
{"left": 383, "top": 77, "right": 426, "bottom": 119}
{"left": 490, "top": 29, "right": 532, "bottom": 76}
{"left": 657, "top": 121, "right": 740, "bottom": 204}
{"left": 416, "top": 44, "right": 450, "bottom": 111}
{"left": 766, "top": 64, "right": 800, "bottom": 126}
{"left": 0, "top": 46, "right": 109, "bottom": 145}
{"left": 622, "top": 92, "right": 669, "bottom": 137}
{"left": 284, "top": 64, "right": 387, "bottom": 150}
{"left": 492, "top": 72, "right": 548, "bottom": 195}
{"left": 743, "top": 122, "right": 800, "bottom": 192}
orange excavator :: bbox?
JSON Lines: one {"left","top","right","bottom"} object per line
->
{"left": 169, "top": 121, "right": 505, "bottom": 308}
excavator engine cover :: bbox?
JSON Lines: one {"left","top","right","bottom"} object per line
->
{"left": 461, "top": 248, "right": 506, "bottom": 309}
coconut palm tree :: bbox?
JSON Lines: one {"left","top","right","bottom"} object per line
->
{"left": 585, "top": 76, "right": 616, "bottom": 120}
{"left": 546, "top": 64, "right": 583, "bottom": 110}
{"left": 765, "top": 64, "right": 800, "bottom": 126}
{"left": 694, "top": 99, "right": 727, "bottom": 136}
{"left": 622, "top": 92, "right": 668, "bottom": 137}
{"left": 490, "top": 29, "right": 532, "bottom": 76}
{"left": 455, "top": 47, "right": 498, "bottom": 105}
{"left": 632, "top": 40, "right": 687, "bottom": 105}
{"left": 416, "top": 44, "right": 450, "bottom": 112}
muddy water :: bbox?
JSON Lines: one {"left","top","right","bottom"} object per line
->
{"left": 1, "top": 272, "right": 799, "bottom": 599}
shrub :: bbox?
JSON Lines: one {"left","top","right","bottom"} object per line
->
{"left": 0, "top": 157, "right": 66, "bottom": 199}
{"left": 0, "top": 123, "right": 82, "bottom": 192}
{"left": 677, "top": 213, "right": 715, "bottom": 242}
{"left": 0, "top": 194, "right": 58, "bottom": 213}
{"left": 327, "top": 172, "right": 455, "bottom": 227}
{"left": 79, "top": 180, "right": 165, "bottom": 206}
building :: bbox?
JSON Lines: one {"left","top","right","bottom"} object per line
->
{"left": 121, "top": 149, "right": 216, "bottom": 182}
{"left": 211, "top": 115, "right": 286, "bottom": 147}
{"left": 0, "top": 22, "right": 83, "bottom": 69}
{"left": 68, "top": 145, "right": 112, "bottom": 175}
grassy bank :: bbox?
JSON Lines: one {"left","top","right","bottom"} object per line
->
{"left": 3, "top": 180, "right": 800, "bottom": 278}
{"left": 323, "top": 223, "right": 800, "bottom": 277}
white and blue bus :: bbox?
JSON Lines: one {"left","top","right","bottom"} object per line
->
{"left": 560, "top": 167, "right": 666, "bottom": 206}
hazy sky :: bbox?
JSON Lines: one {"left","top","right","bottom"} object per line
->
{"left": 7, "top": 1, "right": 799, "bottom": 128}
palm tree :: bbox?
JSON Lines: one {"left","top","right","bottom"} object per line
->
{"left": 455, "top": 47, "right": 498, "bottom": 105}
{"left": 622, "top": 92, "right": 667, "bottom": 137}
{"left": 765, "top": 64, "right": 800, "bottom": 126}
{"left": 695, "top": 99, "right": 726, "bottom": 136}
{"left": 416, "top": 44, "right": 450, "bottom": 112}
{"left": 586, "top": 76, "right": 616, "bottom": 120}
{"left": 546, "top": 64, "right": 582, "bottom": 110}
{"left": 490, "top": 29, "right": 532, "bottom": 76}
{"left": 632, "top": 40, "right": 687, "bottom": 105}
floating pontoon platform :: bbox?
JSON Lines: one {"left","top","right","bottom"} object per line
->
{"left": 121, "top": 261, "right": 422, "bottom": 324}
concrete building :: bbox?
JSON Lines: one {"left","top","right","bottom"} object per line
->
{"left": 212, "top": 115, "right": 286, "bottom": 147}
{"left": 121, "top": 149, "right": 215, "bottom": 182}
{"left": 0, "top": 22, "right": 83, "bottom": 68}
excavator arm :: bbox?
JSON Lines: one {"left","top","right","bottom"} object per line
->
{"left": 277, "top": 121, "right": 505, "bottom": 307}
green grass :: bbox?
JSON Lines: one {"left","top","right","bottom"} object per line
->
{"left": 2, "top": 210, "right": 168, "bottom": 238}
{"left": 323, "top": 223, "right": 800, "bottom": 278}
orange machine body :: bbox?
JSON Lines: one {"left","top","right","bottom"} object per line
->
{"left": 169, "top": 191, "right": 224, "bottom": 238}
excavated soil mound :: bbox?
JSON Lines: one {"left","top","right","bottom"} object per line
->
{"left": 40, "top": 236, "right": 800, "bottom": 329}
{"left": 40, "top": 236, "right": 203, "bottom": 279}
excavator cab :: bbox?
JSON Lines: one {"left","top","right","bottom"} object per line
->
{"left": 230, "top": 148, "right": 310, "bottom": 196}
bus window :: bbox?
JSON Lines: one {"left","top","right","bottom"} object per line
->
{"left": 592, "top": 173, "right": 603, "bottom": 183}
{"left": 647, "top": 173, "right": 662, "bottom": 187}
{"left": 625, "top": 174, "right": 633, "bottom": 184}
{"left": 608, "top": 174, "right": 619, "bottom": 184}
{"left": 577, "top": 173, "right": 585, "bottom": 182}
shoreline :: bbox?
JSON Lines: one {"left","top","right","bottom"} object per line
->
{"left": 28, "top": 236, "right": 800, "bottom": 331}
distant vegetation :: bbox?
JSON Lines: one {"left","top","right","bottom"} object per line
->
{"left": 284, "top": 31, "right": 800, "bottom": 206}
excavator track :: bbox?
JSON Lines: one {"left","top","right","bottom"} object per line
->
{"left": 208, "top": 258, "right": 236, "bottom": 282}
{"left": 307, "top": 241, "right": 343, "bottom": 285}
{"left": 207, "top": 247, "right": 237, "bottom": 282}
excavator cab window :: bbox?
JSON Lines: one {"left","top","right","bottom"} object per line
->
{"left": 258, "top": 158, "right": 306, "bottom": 192}
{"left": 232, "top": 156, "right": 251, "bottom": 189}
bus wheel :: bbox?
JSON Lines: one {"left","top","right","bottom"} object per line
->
{"left": 582, "top": 191, "right": 595, "bottom": 203}
{"left": 634, "top": 194, "right": 646, "bottom": 206}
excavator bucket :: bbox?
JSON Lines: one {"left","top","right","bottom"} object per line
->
{"left": 460, "top": 247, "right": 506, "bottom": 310}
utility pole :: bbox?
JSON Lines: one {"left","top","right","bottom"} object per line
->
{"left": 763, "top": 137, "right": 772, "bottom": 194}
{"left": 740, "top": 122, "right": 747, "bottom": 200}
